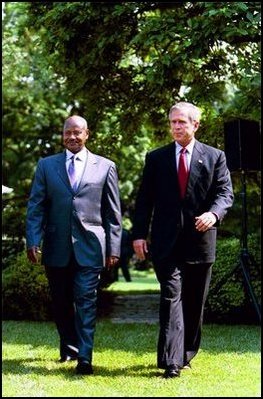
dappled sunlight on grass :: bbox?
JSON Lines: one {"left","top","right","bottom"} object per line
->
{"left": 3, "top": 321, "right": 261, "bottom": 397}
{"left": 107, "top": 269, "right": 159, "bottom": 294}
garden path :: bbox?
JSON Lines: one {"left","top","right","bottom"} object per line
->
{"left": 107, "top": 294, "right": 159, "bottom": 324}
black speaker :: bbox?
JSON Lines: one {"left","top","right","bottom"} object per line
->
{"left": 224, "top": 119, "right": 261, "bottom": 172}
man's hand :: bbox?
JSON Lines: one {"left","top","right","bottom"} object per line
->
{"left": 106, "top": 256, "right": 120, "bottom": 270}
{"left": 195, "top": 212, "right": 217, "bottom": 232}
{"left": 27, "top": 246, "right": 42, "bottom": 264}
{"left": 133, "top": 239, "right": 148, "bottom": 261}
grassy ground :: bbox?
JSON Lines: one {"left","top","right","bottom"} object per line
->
{"left": 2, "top": 320, "right": 261, "bottom": 397}
{"left": 107, "top": 268, "right": 159, "bottom": 294}
{"left": 2, "top": 268, "right": 261, "bottom": 397}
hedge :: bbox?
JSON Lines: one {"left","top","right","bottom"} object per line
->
{"left": 2, "top": 235, "right": 261, "bottom": 323}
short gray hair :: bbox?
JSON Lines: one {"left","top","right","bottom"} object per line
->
{"left": 169, "top": 102, "right": 201, "bottom": 122}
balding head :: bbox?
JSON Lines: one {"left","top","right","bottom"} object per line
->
{"left": 63, "top": 115, "right": 88, "bottom": 131}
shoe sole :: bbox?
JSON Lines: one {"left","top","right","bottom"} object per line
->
{"left": 182, "top": 364, "right": 191, "bottom": 370}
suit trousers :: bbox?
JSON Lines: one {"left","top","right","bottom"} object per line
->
{"left": 45, "top": 255, "right": 102, "bottom": 363}
{"left": 154, "top": 261, "right": 212, "bottom": 369}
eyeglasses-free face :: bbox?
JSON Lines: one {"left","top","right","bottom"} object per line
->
{"left": 63, "top": 127, "right": 89, "bottom": 153}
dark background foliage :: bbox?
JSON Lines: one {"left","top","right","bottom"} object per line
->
{"left": 2, "top": 2, "right": 261, "bottom": 322}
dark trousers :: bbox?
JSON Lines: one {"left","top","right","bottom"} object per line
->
{"left": 45, "top": 256, "right": 102, "bottom": 363}
{"left": 113, "top": 255, "right": 132, "bottom": 282}
{"left": 154, "top": 261, "right": 212, "bottom": 369}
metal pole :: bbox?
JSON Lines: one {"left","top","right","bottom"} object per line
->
{"left": 239, "top": 170, "right": 261, "bottom": 322}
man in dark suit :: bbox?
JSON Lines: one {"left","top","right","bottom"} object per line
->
{"left": 26, "top": 115, "right": 122, "bottom": 375}
{"left": 132, "top": 102, "right": 234, "bottom": 378}
{"left": 113, "top": 228, "right": 133, "bottom": 282}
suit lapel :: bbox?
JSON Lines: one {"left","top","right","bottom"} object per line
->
{"left": 186, "top": 141, "right": 205, "bottom": 196}
{"left": 163, "top": 142, "right": 177, "bottom": 178}
{"left": 77, "top": 150, "right": 97, "bottom": 191}
{"left": 158, "top": 141, "right": 206, "bottom": 198}
{"left": 55, "top": 149, "right": 98, "bottom": 193}
{"left": 55, "top": 152, "right": 72, "bottom": 190}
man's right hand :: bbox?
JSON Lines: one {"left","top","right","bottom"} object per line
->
{"left": 132, "top": 239, "right": 148, "bottom": 261}
{"left": 27, "top": 246, "right": 41, "bottom": 264}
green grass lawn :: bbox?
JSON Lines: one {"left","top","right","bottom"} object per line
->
{"left": 2, "top": 320, "right": 261, "bottom": 397}
{"left": 107, "top": 268, "right": 160, "bottom": 294}
{"left": 2, "top": 268, "right": 261, "bottom": 396}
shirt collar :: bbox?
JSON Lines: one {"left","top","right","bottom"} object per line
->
{"left": 176, "top": 138, "right": 195, "bottom": 156}
{"left": 66, "top": 147, "right": 87, "bottom": 161}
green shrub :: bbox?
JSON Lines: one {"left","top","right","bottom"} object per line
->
{"left": 2, "top": 252, "right": 52, "bottom": 321}
{"left": 205, "top": 234, "right": 261, "bottom": 323}
{"left": 2, "top": 251, "right": 114, "bottom": 321}
{"left": 2, "top": 235, "right": 261, "bottom": 322}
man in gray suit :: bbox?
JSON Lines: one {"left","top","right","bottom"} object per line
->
{"left": 132, "top": 102, "right": 234, "bottom": 378}
{"left": 26, "top": 115, "right": 122, "bottom": 375}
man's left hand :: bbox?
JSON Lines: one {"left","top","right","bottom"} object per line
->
{"left": 106, "top": 256, "right": 120, "bottom": 270}
{"left": 195, "top": 212, "right": 217, "bottom": 232}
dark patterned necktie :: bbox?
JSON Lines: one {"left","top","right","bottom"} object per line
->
{"left": 178, "top": 148, "right": 189, "bottom": 198}
{"left": 68, "top": 156, "right": 78, "bottom": 191}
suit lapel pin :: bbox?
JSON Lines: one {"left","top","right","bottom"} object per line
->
{"left": 198, "top": 159, "right": 203, "bottom": 163}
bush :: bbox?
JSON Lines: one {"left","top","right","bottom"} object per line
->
{"left": 2, "top": 251, "right": 114, "bottom": 321}
{"left": 2, "top": 198, "right": 27, "bottom": 269}
{"left": 205, "top": 234, "right": 261, "bottom": 323}
{"left": 2, "top": 235, "right": 261, "bottom": 322}
{"left": 2, "top": 252, "right": 52, "bottom": 321}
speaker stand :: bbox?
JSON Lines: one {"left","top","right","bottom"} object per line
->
{"left": 213, "top": 170, "right": 261, "bottom": 323}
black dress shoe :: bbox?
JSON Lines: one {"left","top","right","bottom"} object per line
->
{"left": 163, "top": 367, "right": 181, "bottom": 378}
{"left": 59, "top": 354, "right": 78, "bottom": 362}
{"left": 60, "top": 344, "right": 78, "bottom": 362}
{"left": 76, "top": 361, "right": 93, "bottom": 375}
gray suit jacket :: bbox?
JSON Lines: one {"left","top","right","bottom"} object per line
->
{"left": 26, "top": 148, "right": 122, "bottom": 267}
{"left": 132, "top": 140, "right": 234, "bottom": 265}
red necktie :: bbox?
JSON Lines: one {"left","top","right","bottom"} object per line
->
{"left": 178, "top": 148, "right": 189, "bottom": 198}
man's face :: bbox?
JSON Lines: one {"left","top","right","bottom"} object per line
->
{"left": 169, "top": 109, "right": 199, "bottom": 147}
{"left": 63, "top": 121, "right": 89, "bottom": 153}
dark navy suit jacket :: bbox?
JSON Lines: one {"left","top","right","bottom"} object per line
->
{"left": 132, "top": 140, "right": 234, "bottom": 265}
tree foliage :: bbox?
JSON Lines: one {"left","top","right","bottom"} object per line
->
{"left": 2, "top": 2, "right": 261, "bottom": 261}
{"left": 25, "top": 1, "right": 261, "bottom": 133}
